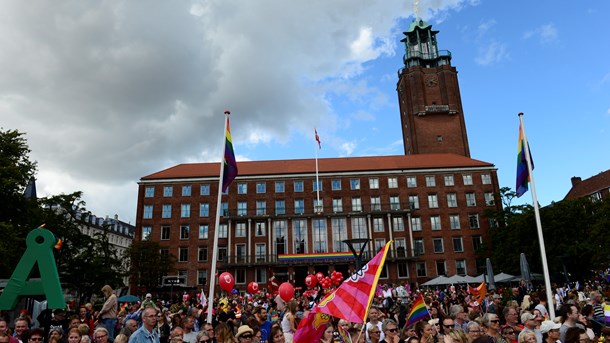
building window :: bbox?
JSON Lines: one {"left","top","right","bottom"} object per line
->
{"left": 182, "top": 185, "right": 191, "bottom": 196}
{"left": 142, "top": 226, "right": 151, "bottom": 240}
{"left": 255, "top": 222, "right": 266, "bottom": 237}
{"left": 162, "top": 204, "right": 172, "bottom": 219}
{"left": 395, "top": 238, "right": 407, "bottom": 257}
{"left": 198, "top": 247, "right": 208, "bottom": 262}
{"left": 388, "top": 177, "right": 398, "bottom": 188}
{"left": 311, "top": 199, "right": 322, "bottom": 213}
{"left": 180, "top": 225, "right": 189, "bottom": 240}
{"left": 373, "top": 217, "right": 384, "bottom": 232}
{"left": 256, "top": 268, "right": 267, "bottom": 284}
{"left": 489, "top": 218, "right": 499, "bottom": 228}
{"left": 199, "top": 225, "right": 208, "bottom": 239}
{"left": 463, "top": 174, "right": 473, "bottom": 185}
{"left": 275, "top": 200, "right": 285, "bottom": 215}
{"left": 447, "top": 193, "right": 458, "bottom": 208}
{"left": 145, "top": 187, "right": 154, "bottom": 197}
{"left": 143, "top": 205, "right": 153, "bottom": 219}
{"left": 161, "top": 225, "right": 170, "bottom": 240}
{"left": 237, "top": 201, "right": 247, "bottom": 216}
{"left": 275, "top": 181, "right": 285, "bottom": 193}
{"left": 163, "top": 186, "right": 173, "bottom": 197}
{"left": 350, "top": 179, "right": 360, "bottom": 190}
{"left": 371, "top": 196, "right": 381, "bottom": 211}
{"left": 456, "top": 260, "right": 467, "bottom": 275}
{"left": 238, "top": 183, "right": 247, "bottom": 194}
{"left": 256, "top": 182, "right": 266, "bottom": 193}
{"left": 294, "top": 181, "right": 304, "bottom": 192}
{"left": 466, "top": 193, "right": 476, "bottom": 207}
{"left": 351, "top": 217, "right": 368, "bottom": 243}
{"left": 469, "top": 214, "right": 480, "bottom": 228}
{"left": 453, "top": 237, "right": 464, "bottom": 252}
{"left": 179, "top": 247, "right": 188, "bottom": 262}
{"left": 200, "top": 203, "right": 210, "bottom": 217}
{"left": 411, "top": 217, "right": 422, "bottom": 231}
{"left": 481, "top": 174, "right": 492, "bottom": 185}
{"left": 178, "top": 270, "right": 188, "bottom": 284}
{"left": 472, "top": 236, "right": 483, "bottom": 251}
{"left": 293, "top": 219, "right": 307, "bottom": 254}
{"left": 235, "top": 269, "right": 246, "bottom": 284}
{"left": 331, "top": 218, "right": 348, "bottom": 252}
{"left": 416, "top": 262, "right": 427, "bottom": 277}
{"left": 235, "top": 222, "right": 246, "bottom": 237}
{"left": 218, "top": 247, "right": 227, "bottom": 262}
{"left": 369, "top": 178, "right": 379, "bottom": 189}
{"left": 255, "top": 244, "right": 266, "bottom": 262}
{"left": 274, "top": 220, "right": 288, "bottom": 255}
{"left": 200, "top": 184, "right": 210, "bottom": 196}
{"left": 218, "top": 224, "right": 228, "bottom": 238}
{"left": 409, "top": 195, "right": 419, "bottom": 209}
{"left": 444, "top": 175, "right": 454, "bottom": 186}
{"left": 425, "top": 176, "right": 436, "bottom": 187}
{"left": 392, "top": 217, "right": 404, "bottom": 231}
{"left": 313, "top": 219, "right": 327, "bottom": 253}
{"left": 235, "top": 244, "right": 246, "bottom": 261}
{"left": 428, "top": 194, "right": 439, "bottom": 208}
{"left": 398, "top": 263, "right": 409, "bottom": 278}
{"left": 485, "top": 192, "right": 495, "bottom": 206}
{"left": 431, "top": 216, "right": 441, "bottom": 230}
{"left": 433, "top": 238, "right": 444, "bottom": 253}
{"left": 390, "top": 196, "right": 400, "bottom": 210}
{"left": 414, "top": 238, "right": 424, "bottom": 256}
{"left": 407, "top": 176, "right": 417, "bottom": 188}
{"left": 332, "top": 198, "right": 343, "bottom": 213}
{"left": 294, "top": 199, "right": 304, "bottom": 214}
{"left": 351, "top": 197, "right": 362, "bottom": 211}
{"left": 256, "top": 201, "right": 266, "bottom": 216}
{"left": 197, "top": 270, "right": 208, "bottom": 285}
{"left": 449, "top": 215, "right": 461, "bottom": 229}
{"left": 331, "top": 179, "right": 341, "bottom": 190}
{"left": 221, "top": 202, "right": 228, "bottom": 216}
{"left": 313, "top": 180, "right": 322, "bottom": 192}
{"left": 181, "top": 204, "right": 190, "bottom": 218}
{"left": 436, "top": 260, "right": 446, "bottom": 276}
{"left": 374, "top": 239, "right": 386, "bottom": 252}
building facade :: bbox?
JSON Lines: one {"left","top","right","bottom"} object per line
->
{"left": 134, "top": 18, "right": 502, "bottom": 292}
{"left": 564, "top": 171, "right": 610, "bottom": 201}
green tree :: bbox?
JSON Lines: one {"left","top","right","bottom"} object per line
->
{"left": 126, "top": 240, "right": 176, "bottom": 294}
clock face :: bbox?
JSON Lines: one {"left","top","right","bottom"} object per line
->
{"left": 425, "top": 77, "right": 438, "bottom": 87}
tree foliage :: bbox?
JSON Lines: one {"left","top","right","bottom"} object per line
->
{"left": 126, "top": 240, "right": 176, "bottom": 294}
{"left": 487, "top": 187, "right": 610, "bottom": 282}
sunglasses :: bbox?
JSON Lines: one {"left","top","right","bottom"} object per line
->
{"left": 388, "top": 328, "right": 398, "bottom": 333}
{"left": 30, "top": 338, "right": 43, "bottom": 342}
{"left": 200, "top": 340, "right": 210, "bottom": 343}
{"left": 241, "top": 335, "right": 253, "bottom": 339}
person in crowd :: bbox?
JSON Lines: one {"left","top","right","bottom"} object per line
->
{"left": 13, "top": 318, "right": 29, "bottom": 343}
{"left": 253, "top": 307, "right": 271, "bottom": 343}
{"left": 366, "top": 308, "right": 384, "bottom": 342}
{"left": 49, "top": 328, "right": 64, "bottom": 343}
{"left": 99, "top": 285, "right": 118, "bottom": 343}
{"left": 465, "top": 321, "right": 483, "bottom": 342}
{"left": 280, "top": 301, "right": 297, "bottom": 343}
{"left": 442, "top": 317, "right": 455, "bottom": 335}
{"left": 214, "top": 323, "right": 235, "bottom": 343}
{"left": 320, "top": 323, "right": 335, "bottom": 343}
{"left": 500, "top": 326, "right": 516, "bottom": 343}
{"left": 28, "top": 328, "right": 45, "bottom": 343}
{"left": 94, "top": 327, "right": 110, "bottom": 343}
{"left": 517, "top": 332, "right": 536, "bottom": 343}
{"left": 415, "top": 320, "right": 436, "bottom": 343}
{"left": 157, "top": 312, "right": 171, "bottom": 343}
{"left": 502, "top": 307, "right": 522, "bottom": 342}
{"left": 169, "top": 327, "right": 183, "bottom": 342}
{"left": 482, "top": 313, "right": 507, "bottom": 343}
{"left": 196, "top": 331, "right": 211, "bottom": 343}
{"left": 518, "top": 313, "right": 541, "bottom": 343}
{"left": 67, "top": 328, "right": 82, "bottom": 343}
{"left": 381, "top": 319, "right": 403, "bottom": 343}
{"left": 443, "top": 329, "right": 469, "bottom": 343}
{"left": 269, "top": 326, "right": 284, "bottom": 343}
{"left": 0, "top": 318, "right": 18, "bottom": 343}
{"left": 450, "top": 306, "right": 468, "bottom": 331}
{"left": 120, "top": 320, "right": 138, "bottom": 340}
{"left": 128, "top": 307, "right": 159, "bottom": 343}
{"left": 559, "top": 304, "right": 583, "bottom": 343}
{"left": 563, "top": 327, "right": 587, "bottom": 343}
{"left": 181, "top": 317, "right": 198, "bottom": 343}
{"left": 539, "top": 321, "right": 560, "bottom": 343}
{"left": 203, "top": 324, "right": 216, "bottom": 343}
{"left": 141, "top": 294, "right": 158, "bottom": 310}
{"left": 235, "top": 326, "right": 254, "bottom": 343}
{"left": 114, "top": 335, "right": 128, "bottom": 343}
{"left": 401, "top": 325, "right": 416, "bottom": 341}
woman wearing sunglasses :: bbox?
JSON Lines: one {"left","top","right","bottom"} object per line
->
{"left": 381, "top": 319, "right": 404, "bottom": 343}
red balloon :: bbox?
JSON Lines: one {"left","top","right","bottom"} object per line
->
{"left": 247, "top": 282, "right": 259, "bottom": 294}
{"left": 279, "top": 282, "right": 295, "bottom": 301}
{"left": 305, "top": 275, "right": 317, "bottom": 288}
{"left": 218, "top": 272, "right": 235, "bottom": 292}
{"left": 316, "top": 272, "right": 324, "bottom": 281}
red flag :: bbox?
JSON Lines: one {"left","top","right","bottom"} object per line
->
{"left": 293, "top": 305, "right": 332, "bottom": 343}
{"left": 315, "top": 129, "right": 321, "bottom": 149}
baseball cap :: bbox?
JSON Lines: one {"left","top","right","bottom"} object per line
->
{"left": 521, "top": 312, "right": 536, "bottom": 323}
{"left": 539, "top": 320, "right": 561, "bottom": 334}
{"left": 146, "top": 293, "right": 152, "bottom": 298}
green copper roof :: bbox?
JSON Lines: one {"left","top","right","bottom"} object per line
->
{"left": 404, "top": 18, "right": 438, "bottom": 35}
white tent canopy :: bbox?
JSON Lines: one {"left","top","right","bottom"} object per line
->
{"left": 421, "top": 273, "right": 516, "bottom": 286}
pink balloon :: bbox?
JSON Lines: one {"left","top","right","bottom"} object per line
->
{"left": 278, "top": 282, "right": 295, "bottom": 302}
{"left": 218, "top": 272, "right": 235, "bottom": 292}
{"left": 305, "top": 275, "right": 317, "bottom": 288}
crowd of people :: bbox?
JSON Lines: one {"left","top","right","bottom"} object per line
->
{"left": 1, "top": 280, "right": 609, "bottom": 343}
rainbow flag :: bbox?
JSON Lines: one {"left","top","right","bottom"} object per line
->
{"left": 516, "top": 120, "right": 533, "bottom": 197}
{"left": 222, "top": 114, "right": 238, "bottom": 192}
{"left": 406, "top": 293, "right": 430, "bottom": 325}
{"left": 316, "top": 241, "right": 392, "bottom": 323}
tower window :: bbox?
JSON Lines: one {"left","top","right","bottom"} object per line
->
{"left": 437, "top": 135, "right": 443, "bottom": 142}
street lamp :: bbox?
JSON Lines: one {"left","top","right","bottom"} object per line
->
{"left": 343, "top": 238, "right": 370, "bottom": 272}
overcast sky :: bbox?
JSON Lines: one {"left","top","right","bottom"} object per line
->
{"left": 2, "top": 0, "right": 609, "bottom": 224}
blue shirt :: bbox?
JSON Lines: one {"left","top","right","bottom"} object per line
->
{"left": 260, "top": 321, "right": 272, "bottom": 343}
{"left": 128, "top": 325, "right": 160, "bottom": 343}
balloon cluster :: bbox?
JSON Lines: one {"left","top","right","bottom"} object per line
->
{"left": 331, "top": 271, "right": 344, "bottom": 286}
{"left": 305, "top": 271, "right": 344, "bottom": 290}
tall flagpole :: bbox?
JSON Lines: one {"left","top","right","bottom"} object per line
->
{"left": 207, "top": 110, "right": 230, "bottom": 324}
{"left": 518, "top": 112, "right": 555, "bottom": 320}
{"left": 314, "top": 129, "right": 320, "bottom": 212}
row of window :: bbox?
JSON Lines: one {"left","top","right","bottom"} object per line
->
{"left": 175, "top": 256, "right": 474, "bottom": 286}
{"left": 142, "top": 192, "right": 494, "bottom": 219}
{"left": 144, "top": 174, "right": 493, "bottom": 198}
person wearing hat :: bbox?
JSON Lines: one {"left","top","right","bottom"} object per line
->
{"left": 539, "top": 321, "right": 561, "bottom": 343}
{"left": 235, "top": 326, "right": 253, "bottom": 342}
{"left": 518, "top": 312, "right": 542, "bottom": 343}
{"left": 141, "top": 294, "right": 157, "bottom": 310}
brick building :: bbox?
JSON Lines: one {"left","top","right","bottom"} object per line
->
{"left": 564, "top": 170, "right": 610, "bottom": 201}
{"left": 133, "top": 18, "right": 502, "bottom": 291}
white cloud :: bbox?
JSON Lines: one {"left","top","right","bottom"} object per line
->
{"left": 352, "top": 110, "right": 376, "bottom": 121}
{"left": 475, "top": 41, "right": 509, "bottom": 66}
{"left": 523, "top": 23, "right": 558, "bottom": 43}
{"left": 339, "top": 141, "right": 357, "bottom": 156}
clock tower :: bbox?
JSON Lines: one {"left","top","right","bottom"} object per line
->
{"left": 397, "top": 18, "right": 471, "bottom": 157}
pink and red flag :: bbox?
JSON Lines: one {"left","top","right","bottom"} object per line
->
{"left": 315, "top": 129, "right": 321, "bottom": 149}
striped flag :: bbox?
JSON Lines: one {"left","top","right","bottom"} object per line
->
{"left": 200, "top": 289, "right": 207, "bottom": 309}
{"left": 315, "top": 129, "right": 321, "bottom": 149}
{"left": 293, "top": 305, "right": 332, "bottom": 343}
{"left": 516, "top": 120, "right": 533, "bottom": 197}
{"left": 405, "top": 293, "right": 430, "bottom": 325}
{"left": 222, "top": 113, "right": 238, "bottom": 192}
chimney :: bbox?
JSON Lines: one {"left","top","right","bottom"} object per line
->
{"left": 571, "top": 176, "right": 582, "bottom": 186}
